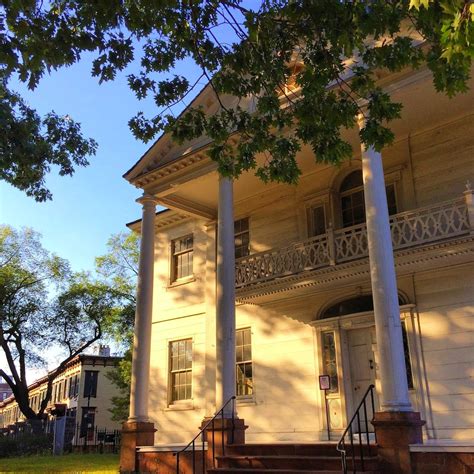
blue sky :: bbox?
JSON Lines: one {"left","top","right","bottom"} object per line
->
{"left": 0, "top": 54, "right": 202, "bottom": 273}
{"left": 0, "top": 0, "right": 257, "bottom": 273}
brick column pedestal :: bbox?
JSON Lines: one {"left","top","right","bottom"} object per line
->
{"left": 372, "top": 411, "right": 425, "bottom": 474}
{"left": 201, "top": 418, "right": 247, "bottom": 469}
{"left": 120, "top": 421, "right": 156, "bottom": 473}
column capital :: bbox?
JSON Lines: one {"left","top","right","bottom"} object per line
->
{"left": 136, "top": 194, "right": 159, "bottom": 207}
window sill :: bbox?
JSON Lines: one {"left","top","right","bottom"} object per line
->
{"left": 164, "top": 401, "right": 195, "bottom": 412}
{"left": 167, "top": 276, "right": 196, "bottom": 289}
{"left": 236, "top": 396, "right": 256, "bottom": 406}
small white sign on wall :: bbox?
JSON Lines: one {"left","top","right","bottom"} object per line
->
{"left": 319, "top": 374, "right": 331, "bottom": 391}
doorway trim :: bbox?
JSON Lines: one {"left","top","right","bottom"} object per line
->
{"left": 311, "top": 303, "right": 430, "bottom": 440}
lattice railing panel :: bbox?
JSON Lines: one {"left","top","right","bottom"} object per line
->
{"left": 235, "top": 197, "right": 470, "bottom": 288}
{"left": 334, "top": 224, "right": 369, "bottom": 262}
{"left": 235, "top": 234, "right": 329, "bottom": 287}
{"left": 390, "top": 198, "right": 469, "bottom": 249}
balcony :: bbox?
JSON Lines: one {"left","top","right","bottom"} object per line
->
{"left": 235, "top": 194, "right": 473, "bottom": 293}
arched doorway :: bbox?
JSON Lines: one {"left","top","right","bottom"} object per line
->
{"left": 313, "top": 294, "right": 415, "bottom": 436}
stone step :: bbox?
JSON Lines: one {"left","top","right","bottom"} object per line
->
{"left": 209, "top": 469, "right": 342, "bottom": 474}
{"left": 226, "top": 443, "right": 377, "bottom": 458}
{"left": 216, "top": 455, "right": 379, "bottom": 471}
{"left": 208, "top": 469, "right": 381, "bottom": 474}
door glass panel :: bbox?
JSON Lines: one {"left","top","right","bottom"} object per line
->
{"left": 322, "top": 332, "right": 338, "bottom": 394}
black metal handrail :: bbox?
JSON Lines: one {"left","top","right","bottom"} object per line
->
{"left": 336, "top": 384, "right": 376, "bottom": 474}
{"left": 174, "top": 396, "right": 236, "bottom": 474}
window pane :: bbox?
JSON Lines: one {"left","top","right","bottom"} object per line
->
{"left": 236, "top": 345, "right": 244, "bottom": 363}
{"left": 312, "top": 206, "right": 326, "bottom": 236}
{"left": 172, "top": 236, "right": 193, "bottom": 281}
{"left": 234, "top": 218, "right": 250, "bottom": 259}
{"left": 170, "top": 339, "right": 192, "bottom": 402}
{"left": 236, "top": 329, "right": 253, "bottom": 397}
{"left": 185, "top": 347, "right": 192, "bottom": 369}
{"left": 243, "top": 344, "right": 252, "bottom": 362}
{"left": 322, "top": 332, "right": 338, "bottom": 393}
{"left": 352, "top": 190, "right": 364, "bottom": 206}
{"left": 386, "top": 184, "right": 397, "bottom": 215}
{"left": 340, "top": 170, "right": 363, "bottom": 192}
{"left": 401, "top": 322, "right": 414, "bottom": 389}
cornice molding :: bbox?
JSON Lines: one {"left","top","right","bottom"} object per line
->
{"left": 155, "top": 212, "right": 191, "bottom": 230}
{"left": 132, "top": 150, "right": 211, "bottom": 190}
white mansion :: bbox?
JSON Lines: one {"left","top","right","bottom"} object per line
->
{"left": 120, "top": 64, "right": 474, "bottom": 473}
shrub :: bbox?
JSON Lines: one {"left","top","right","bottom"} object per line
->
{"left": 0, "top": 432, "right": 53, "bottom": 458}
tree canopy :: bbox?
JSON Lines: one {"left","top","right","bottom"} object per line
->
{"left": 95, "top": 231, "right": 140, "bottom": 422}
{"left": 1, "top": 1, "right": 472, "bottom": 197}
{"left": 0, "top": 225, "right": 121, "bottom": 421}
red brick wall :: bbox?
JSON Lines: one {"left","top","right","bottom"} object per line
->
{"left": 411, "top": 452, "right": 474, "bottom": 474}
{"left": 139, "top": 450, "right": 205, "bottom": 474}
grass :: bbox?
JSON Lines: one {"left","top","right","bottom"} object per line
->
{"left": 0, "top": 453, "right": 119, "bottom": 473}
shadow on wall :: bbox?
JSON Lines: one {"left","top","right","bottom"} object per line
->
{"left": 147, "top": 215, "right": 474, "bottom": 444}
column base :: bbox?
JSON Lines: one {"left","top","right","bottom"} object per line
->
{"left": 119, "top": 420, "right": 156, "bottom": 473}
{"left": 372, "top": 411, "right": 425, "bottom": 474}
{"left": 201, "top": 417, "right": 247, "bottom": 468}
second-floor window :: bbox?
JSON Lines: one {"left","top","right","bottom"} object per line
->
{"left": 340, "top": 170, "right": 397, "bottom": 228}
{"left": 84, "top": 371, "right": 98, "bottom": 398}
{"left": 169, "top": 339, "right": 193, "bottom": 402}
{"left": 234, "top": 218, "right": 250, "bottom": 258}
{"left": 309, "top": 205, "right": 326, "bottom": 237}
{"left": 236, "top": 328, "right": 253, "bottom": 397}
{"left": 69, "top": 374, "right": 79, "bottom": 398}
{"left": 171, "top": 235, "right": 193, "bottom": 282}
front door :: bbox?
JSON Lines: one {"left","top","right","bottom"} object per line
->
{"left": 347, "top": 327, "right": 377, "bottom": 430}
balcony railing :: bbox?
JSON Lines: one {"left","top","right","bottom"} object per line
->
{"left": 235, "top": 195, "right": 472, "bottom": 289}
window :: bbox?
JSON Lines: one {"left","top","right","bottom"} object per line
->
{"left": 83, "top": 371, "right": 98, "bottom": 398}
{"left": 401, "top": 321, "right": 414, "bottom": 389}
{"left": 340, "top": 170, "right": 397, "bottom": 228}
{"left": 234, "top": 218, "right": 250, "bottom": 259}
{"left": 309, "top": 205, "right": 326, "bottom": 237}
{"left": 322, "top": 332, "right": 339, "bottom": 394}
{"left": 169, "top": 339, "right": 192, "bottom": 402}
{"left": 236, "top": 328, "right": 253, "bottom": 397}
{"left": 171, "top": 235, "right": 193, "bottom": 282}
{"left": 69, "top": 375, "right": 79, "bottom": 398}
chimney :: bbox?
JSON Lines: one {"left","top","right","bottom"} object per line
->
{"left": 98, "top": 344, "right": 110, "bottom": 357}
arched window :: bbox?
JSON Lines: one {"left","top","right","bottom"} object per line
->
{"left": 321, "top": 294, "right": 374, "bottom": 319}
{"left": 320, "top": 294, "right": 406, "bottom": 320}
{"left": 340, "top": 170, "right": 398, "bottom": 228}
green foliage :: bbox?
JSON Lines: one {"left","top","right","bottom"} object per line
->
{"left": 0, "top": 82, "right": 97, "bottom": 201}
{"left": 106, "top": 349, "right": 132, "bottom": 422}
{"left": 95, "top": 231, "right": 139, "bottom": 420}
{"left": 0, "top": 225, "right": 120, "bottom": 421}
{"left": 95, "top": 232, "right": 139, "bottom": 346}
{"left": 1, "top": 1, "right": 472, "bottom": 191}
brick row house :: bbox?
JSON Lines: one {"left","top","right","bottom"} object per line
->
{"left": 0, "top": 351, "right": 123, "bottom": 435}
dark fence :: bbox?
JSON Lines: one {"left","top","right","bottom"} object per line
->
{"left": 0, "top": 418, "right": 121, "bottom": 456}
{"left": 68, "top": 422, "right": 121, "bottom": 453}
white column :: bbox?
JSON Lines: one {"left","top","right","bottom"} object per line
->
{"left": 216, "top": 176, "right": 236, "bottom": 416}
{"left": 129, "top": 194, "right": 158, "bottom": 422}
{"left": 358, "top": 114, "right": 412, "bottom": 412}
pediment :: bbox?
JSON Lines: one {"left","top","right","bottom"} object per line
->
{"left": 124, "top": 83, "right": 253, "bottom": 187}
